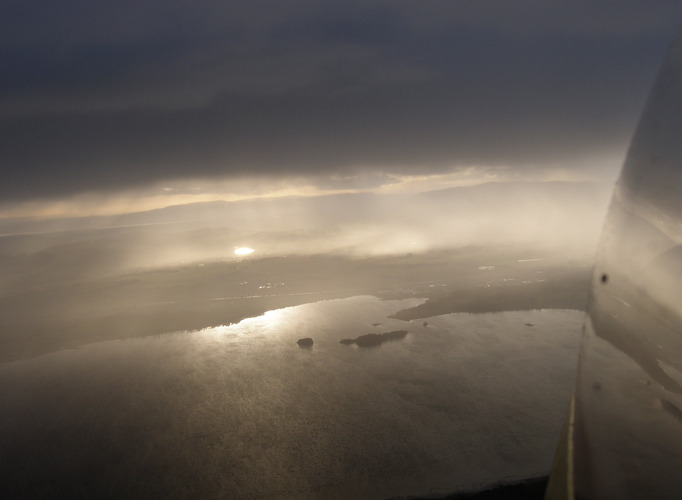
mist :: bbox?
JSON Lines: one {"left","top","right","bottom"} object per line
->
{"left": 0, "top": 182, "right": 609, "bottom": 353}
{"left": 3, "top": 2, "right": 681, "bottom": 496}
{"left": 0, "top": 180, "right": 611, "bottom": 278}
{"left": 0, "top": 170, "right": 623, "bottom": 499}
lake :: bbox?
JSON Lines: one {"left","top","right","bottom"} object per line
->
{"left": 0, "top": 296, "right": 583, "bottom": 499}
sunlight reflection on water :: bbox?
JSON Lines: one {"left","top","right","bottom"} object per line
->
{"left": 234, "top": 246, "right": 255, "bottom": 255}
{"left": 0, "top": 296, "right": 584, "bottom": 499}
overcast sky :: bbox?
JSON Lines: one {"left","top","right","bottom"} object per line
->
{"left": 1, "top": 1, "right": 681, "bottom": 214}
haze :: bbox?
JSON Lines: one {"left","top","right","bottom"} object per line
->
{"left": 1, "top": 3, "right": 680, "bottom": 499}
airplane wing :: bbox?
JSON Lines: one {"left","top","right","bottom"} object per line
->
{"left": 547, "top": 27, "right": 682, "bottom": 499}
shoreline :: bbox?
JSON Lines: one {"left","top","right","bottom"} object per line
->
{"left": 397, "top": 475, "right": 549, "bottom": 500}
{"left": 0, "top": 248, "right": 592, "bottom": 362}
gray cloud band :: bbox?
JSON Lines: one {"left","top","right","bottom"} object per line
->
{"left": 0, "top": 1, "right": 679, "bottom": 201}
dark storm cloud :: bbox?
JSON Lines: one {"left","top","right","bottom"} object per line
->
{"left": 1, "top": 1, "right": 681, "bottom": 202}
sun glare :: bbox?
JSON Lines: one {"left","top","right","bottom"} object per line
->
{"left": 234, "top": 247, "right": 255, "bottom": 256}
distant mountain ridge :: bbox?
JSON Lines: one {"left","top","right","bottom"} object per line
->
{"left": 0, "top": 181, "right": 610, "bottom": 236}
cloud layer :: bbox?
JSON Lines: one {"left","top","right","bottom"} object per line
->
{"left": 1, "top": 1, "right": 680, "bottom": 203}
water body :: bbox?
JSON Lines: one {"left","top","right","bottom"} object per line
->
{"left": 0, "top": 296, "right": 583, "bottom": 499}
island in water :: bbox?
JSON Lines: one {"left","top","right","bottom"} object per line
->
{"left": 340, "top": 330, "right": 408, "bottom": 347}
